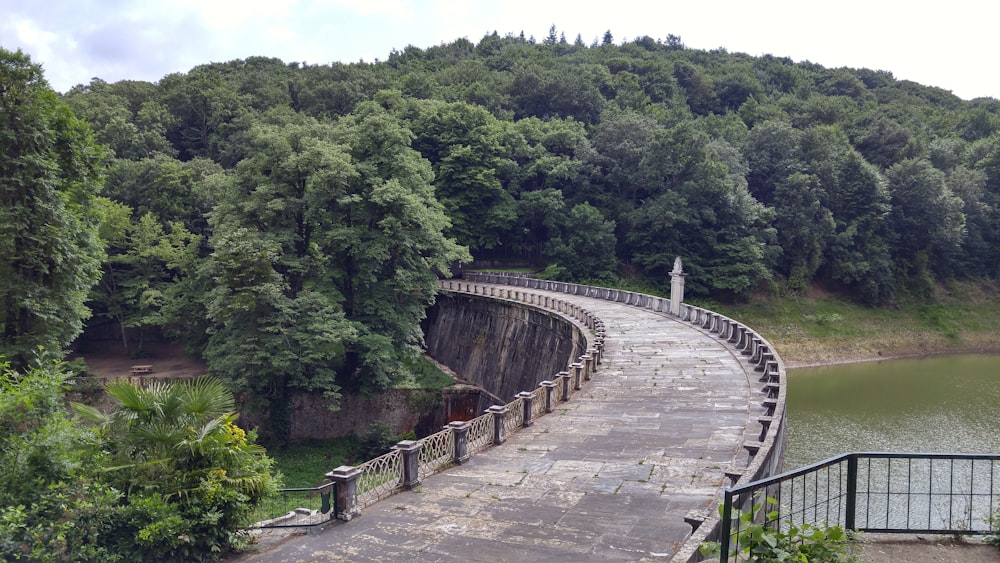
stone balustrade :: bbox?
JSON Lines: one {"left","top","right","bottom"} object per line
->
{"left": 322, "top": 277, "right": 608, "bottom": 519}
{"left": 459, "top": 273, "right": 788, "bottom": 561}
{"left": 297, "top": 272, "right": 786, "bottom": 563}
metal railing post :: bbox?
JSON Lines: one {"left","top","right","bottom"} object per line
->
{"left": 719, "top": 489, "right": 734, "bottom": 563}
{"left": 846, "top": 454, "right": 858, "bottom": 530}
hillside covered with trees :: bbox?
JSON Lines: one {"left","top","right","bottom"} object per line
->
{"left": 4, "top": 28, "right": 1000, "bottom": 440}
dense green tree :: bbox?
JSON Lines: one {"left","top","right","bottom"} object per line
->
{"left": 202, "top": 115, "right": 358, "bottom": 440}
{"left": 103, "top": 154, "right": 222, "bottom": 235}
{"left": 331, "top": 102, "right": 470, "bottom": 389}
{"left": 407, "top": 99, "right": 517, "bottom": 251}
{"left": 773, "top": 173, "right": 836, "bottom": 289}
{"left": 94, "top": 212, "right": 200, "bottom": 355}
{"left": 886, "top": 158, "right": 966, "bottom": 292}
{"left": 627, "top": 123, "right": 773, "bottom": 297}
{"left": 544, "top": 203, "right": 617, "bottom": 281}
{"left": 744, "top": 120, "right": 803, "bottom": 204}
{"left": 822, "top": 150, "right": 895, "bottom": 303}
{"left": 63, "top": 78, "right": 176, "bottom": 160}
{"left": 0, "top": 48, "right": 105, "bottom": 368}
{"left": 203, "top": 106, "right": 467, "bottom": 440}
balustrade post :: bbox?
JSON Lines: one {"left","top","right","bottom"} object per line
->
{"left": 559, "top": 370, "right": 571, "bottom": 401}
{"left": 541, "top": 380, "right": 557, "bottom": 412}
{"left": 394, "top": 440, "right": 423, "bottom": 490}
{"left": 517, "top": 391, "right": 535, "bottom": 427}
{"left": 583, "top": 353, "right": 594, "bottom": 380}
{"left": 448, "top": 421, "right": 471, "bottom": 465}
{"left": 571, "top": 362, "right": 583, "bottom": 390}
{"left": 488, "top": 405, "right": 509, "bottom": 445}
{"left": 326, "top": 466, "right": 363, "bottom": 521}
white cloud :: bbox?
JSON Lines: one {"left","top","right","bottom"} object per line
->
{"left": 314, "top": 0, "right": 415, "bottom": 18}
{"left": 0, "top": 0, "right": 996, "bottom": 98}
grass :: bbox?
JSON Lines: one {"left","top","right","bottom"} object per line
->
{"left": 703, "top": 280, "right": 1000, "bottom": 366}
{"left": 269, "top": 438, "right": 358, "bottom": 488}
{"left": 395, "top": 354, "right": 454, "bottom": 390}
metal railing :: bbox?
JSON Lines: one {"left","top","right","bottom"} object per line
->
{"left": 251, "top": 481, "right": 337, "bottom": 528}
{"left": 418, "top": 427, "right": 455, "bottom": 480}
{"left": 718, "top": 452, "right": 1000, "bottom": 562}
{"left": 356, "top": 449, "right": 403, "bottom": 509}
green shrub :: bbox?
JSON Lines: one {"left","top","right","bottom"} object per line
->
{"left": 700, "top": 496, "right": 868, "bottom": 562}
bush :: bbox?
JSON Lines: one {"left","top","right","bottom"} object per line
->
{"left": 72, "top": 377, "right": 279, "bottom": 562}
{"left": 700, "top": 496, "right": 868, "bottom": 562}
{"left": 359, "top": 421, "right": 404, "bottom": 460}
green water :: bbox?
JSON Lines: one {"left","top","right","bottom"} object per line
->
{"left": 785, "top": 354, "right": 1000, "bottom": 470}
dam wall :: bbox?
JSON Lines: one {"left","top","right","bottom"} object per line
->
{"left": 423, "top": 291, "right": 590, "bottom": 406}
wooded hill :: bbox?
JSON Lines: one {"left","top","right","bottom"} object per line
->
{"left": 4, "top": 30, "right": 999, "bottom": 438}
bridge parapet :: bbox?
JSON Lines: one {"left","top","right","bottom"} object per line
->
{"left": 256, "top": 274, "right": 787, "bottom": 562}
{"left": 459, "top": 273, "right": 787, "bottom": 562}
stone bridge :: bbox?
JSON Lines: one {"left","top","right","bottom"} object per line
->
{"left": 245, "top": 273, "right": 787, "bottom": 562}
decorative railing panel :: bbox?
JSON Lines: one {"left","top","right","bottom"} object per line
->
{"left": 418, "top": 428, "right": 455, "bottom": 480}
{"left": 505, "top": 398, "right": 524, "bottom": 433}
{"left": 356, "top": 450, "right": 403, "bottom": 509}
{"left": 467, "top": 412, "right": 495, "bottom": 454}
{"left": 531, "top": 386, "right": 547, "bottom": 419}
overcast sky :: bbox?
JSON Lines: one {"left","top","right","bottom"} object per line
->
{"left": 2, "top": 0, "right": 996, "bottom": 100}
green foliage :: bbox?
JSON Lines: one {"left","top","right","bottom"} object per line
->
{"left": 71, "top": 377, "right": 279, "bottom": 562}
{"left": 359, "top": 421, "right": 404, "bottom": 460}
{"left": 0, "top": 48, "right": 105, "bottom": 369}
{"left": 269, "top": 438, "right": 356, "bottom": 487}
{"left": 397, "top": 354, "right": 454, "bottom": 390}
{"left": 544, "top": 203, "right": 617, "bottom": 282}
{"left": 700, "top": 497, "right": 867, "bottom": 562}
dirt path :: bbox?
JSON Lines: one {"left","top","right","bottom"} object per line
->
{"left": 72, "top": 341, "right": 207, "bottom": 379}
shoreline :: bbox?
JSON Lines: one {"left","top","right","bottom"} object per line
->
{"left": 781, "top": 345, "right": 1000, "bottom": 370}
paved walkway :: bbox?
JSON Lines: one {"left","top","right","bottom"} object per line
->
{"left": 241, "top": 286, "right": 763, "bottom": 562}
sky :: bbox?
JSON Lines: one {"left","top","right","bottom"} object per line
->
{"left": 1, "top": 0, "right": 996, "bottom": 100}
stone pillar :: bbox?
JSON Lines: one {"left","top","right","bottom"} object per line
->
{"left": 394, "top": 440, "right": 422, "bottom": 490}
{"left": 518, "top": 391, "right": 535, "bottom": 427}
{"left": 448, "top": 421, "right": 471, "bottom": 465}
{"left": 583, "top": 353, "right": 594, "bottom": 380}
{"left": 326, "top": 466, "right": 363, "bottom": 521}
{"left": 670, "top": 256, "right": 685, "bottom": 317}
{"left": 556, "top": 371, "right": 570, "bottom": 401}
{"left": 571, "top": 362, "right": 583, "bottom": 390}
{"left": 541, "top": 380, "right": 557, "bottom": 413}
{"left": 489, "top": 405, "right": 509, "bottom": 445}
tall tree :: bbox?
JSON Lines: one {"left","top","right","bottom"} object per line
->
{"left": 544, "top": 203, "right": 617, "bottom": 281}
{"left": 886, "top": 158, "right": 966, "bottom": 292}
{"left": 0, "top": 48, "right": 104, "bottom": 368}
{"left": 203, "top": 106, "right": 467, "bottom": 441}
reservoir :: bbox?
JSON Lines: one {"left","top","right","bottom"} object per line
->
{"left": 784, "top": 354, "right": 1000, "bottom": 470}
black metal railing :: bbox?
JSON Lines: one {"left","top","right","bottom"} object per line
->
{"left": 718, "top": 452, "right": 1000, "bottom": 562}
{"left": 250, "top": 481, "right": 337, "bottom": 528}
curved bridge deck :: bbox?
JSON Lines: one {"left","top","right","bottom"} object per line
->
{"left": 246, "top": 284, "right": 771, "bottom": 562}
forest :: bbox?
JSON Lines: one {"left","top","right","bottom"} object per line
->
{"left": 4, "top": 27, "right": 1000, "bottom": 437}
{"left": 4, "top": 27, "right": 1000, "bottom": 561}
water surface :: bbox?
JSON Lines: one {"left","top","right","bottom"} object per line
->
{"left": 785, "top": 354, "right": 1000, "bottom": 469}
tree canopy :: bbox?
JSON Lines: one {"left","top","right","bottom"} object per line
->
{"left": 5, "top": 29, "right": 1000, "bottom": 443}
{"left": 0, "top": 48, "right": 105, "bottom": 369}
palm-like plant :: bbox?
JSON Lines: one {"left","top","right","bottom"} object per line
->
{"left": 73, "top": 377, "right": 277, "bottom": 561}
